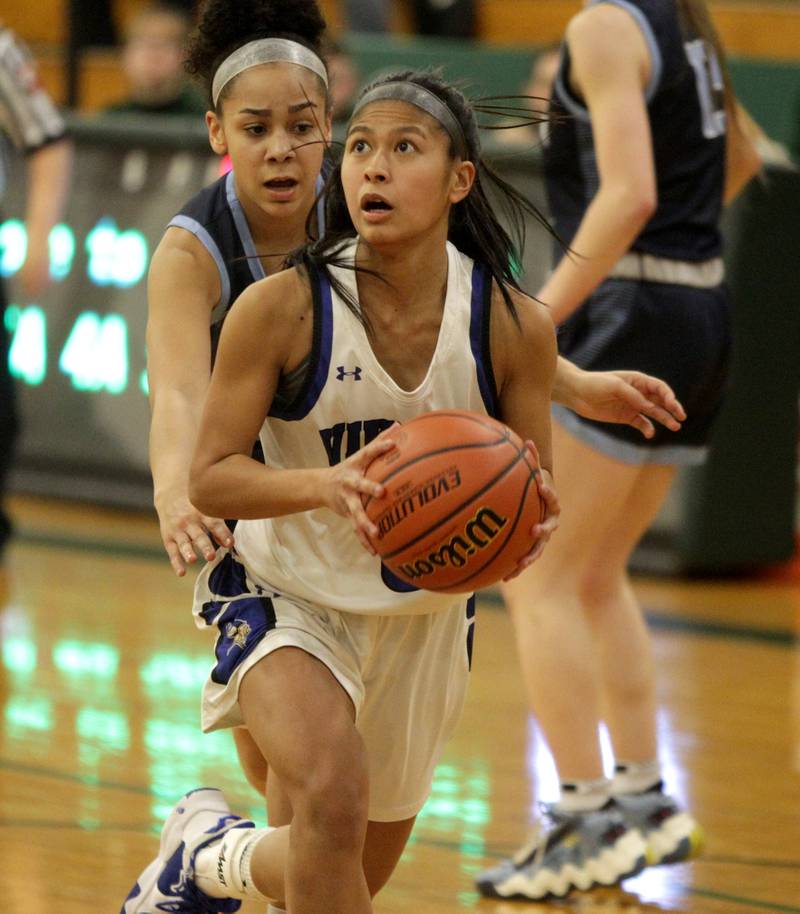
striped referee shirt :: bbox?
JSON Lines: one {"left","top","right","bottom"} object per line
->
{"left": 0, "top": 25, "right": 67, "bottom": 198}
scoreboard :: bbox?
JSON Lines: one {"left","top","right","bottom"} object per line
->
{"left": 1, "top": 116, "right": 219, "bottom": 507}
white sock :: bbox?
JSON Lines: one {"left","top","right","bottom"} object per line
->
{"left": 556, "top": 777, "right": 611, "bottom": 813}
{"left": 194, "top": 825, "right": 273, "bottom": 900}
{"left": 612, "top": 760, "right": 662, "bottom": 795}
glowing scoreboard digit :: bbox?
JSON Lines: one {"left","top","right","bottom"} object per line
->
{"left": 2, "top": 219, "right": 147, "bottom": 393}
{"left": 0, "top": 115, "right": 220, "bottom": 506}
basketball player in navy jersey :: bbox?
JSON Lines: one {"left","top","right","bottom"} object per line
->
{"left": 146, "top": 1, "right": 333, "bottom": 823}
{"left": 478, "top": 0, "right": 762, "bottom": 900}
{"left": 148, "top": 0, "right": 330, "bottom": 585}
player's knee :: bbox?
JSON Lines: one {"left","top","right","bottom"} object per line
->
{"left": 294, "top": 752, "right": 369, "bottom": 850}
{"left": 302, "top": 783, "right": 369, "bottom": 852}
{"left": 579, "top": 566, "right": 625, "bottom": 613}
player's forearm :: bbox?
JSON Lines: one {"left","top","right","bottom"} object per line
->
{"left": 551, "top": 357, "right": 584, "bottom": 411}
{"left": 149, "top": 387, "right": 206, "bottom": 509}
{"left": 189, "top": 456, "right": 328, "bottom": 520}
{"left": 24, "top": 139, "right": 74, "bottom": 253}
{"left": 540, "top": 184, "right": 654, "bottom": 325}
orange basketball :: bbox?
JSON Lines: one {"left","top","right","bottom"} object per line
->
{"left": 363, "top": 410, "right": 543, "bottom": 594}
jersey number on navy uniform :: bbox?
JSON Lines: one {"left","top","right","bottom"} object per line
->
{"left": 684, "top": 39, "right": 726, "bottom": 139}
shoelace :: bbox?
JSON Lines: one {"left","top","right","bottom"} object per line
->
{"left": 511, "top": 803, "right": 576, "bottom": 868}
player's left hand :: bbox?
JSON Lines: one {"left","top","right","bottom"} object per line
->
{"left": 503, "top": 443, "right": 560, "bottom": 581}
{"left": 571, "top": 369, "right": 686, "bottom": 438}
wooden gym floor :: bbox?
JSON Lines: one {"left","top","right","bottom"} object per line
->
{"left": 1, "top": 494, "right": 798, "bottom": 913}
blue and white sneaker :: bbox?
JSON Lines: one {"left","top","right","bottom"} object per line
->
{"left": 475, "top": 803, "right": 647, "bottom": 900}
{"left": 614, "top": 785, "right": 704, "bottom": 865}
{"left": 121, "top": 787, "right": 253, "bottom": 913}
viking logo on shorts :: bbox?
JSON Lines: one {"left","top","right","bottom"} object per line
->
{"left": 225, "top": 619, "right": 252, "bottom": 654}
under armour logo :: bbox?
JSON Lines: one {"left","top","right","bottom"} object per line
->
{"left": 336, "top": 366, "right": 362, "bottom": 381}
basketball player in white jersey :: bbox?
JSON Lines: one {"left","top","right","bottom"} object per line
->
{"left": 149, "top": 1, "right": 686, "bottom": 834}
{"left": 120, "top": 66, "right": 567, "bottom": 914}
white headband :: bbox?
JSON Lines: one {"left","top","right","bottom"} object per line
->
{"left": 352, "top": 81, "right": 471, "bottom": 158}
{"left": 211, "top": 38, "right": 328, "bottom": 107}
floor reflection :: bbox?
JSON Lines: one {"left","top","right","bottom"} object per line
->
{"left": 483, "top": 886, "right": 670, "bottom": 913}
{"left": 3, "top": 511, "right": 800, "bottom": 913}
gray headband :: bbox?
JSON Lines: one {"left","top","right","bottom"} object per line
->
{"left": 352, "top": 81, "right": 470, "bottom": 158}
{"left": 211, "top": 38, "right": 328, "bottom": 107}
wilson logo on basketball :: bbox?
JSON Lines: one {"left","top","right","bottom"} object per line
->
{"left": 397, "top": 506, "right": 509, "bottom": 580}
{"left": 374, "top": 467, "right": 462, "bottom": 540}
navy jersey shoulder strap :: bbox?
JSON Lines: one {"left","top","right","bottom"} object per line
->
{"left": 468, "top": 262, "right": 500, "bottom": 418}
{"left": 268, "top": 260, "right": 333, "bottom": 421}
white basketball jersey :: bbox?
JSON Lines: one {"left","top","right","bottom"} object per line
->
{"left": 234, "top": 240, "right": 497, "bottom": 615}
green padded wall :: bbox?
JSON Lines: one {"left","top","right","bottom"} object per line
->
{"left": 678, "top": 166, "right": 800, "bottom": 571}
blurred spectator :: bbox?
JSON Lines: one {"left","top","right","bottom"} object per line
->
{"left": 343, "top": 0, "right": 477, "bottom": 37}
{"left": 325, "top": 40, "right": 360, "bottom": 122}
{"left": 495, "top": 46, "right": 560, "bottom": 147}
{"left": 344, "top": 0, "right": 390, "bottom": 32}
{"left": 68, "top": 0, "right": 118, "bottom": 48}
{"left": 525, "top": 45, "right": 560, "bottom": 103}
{"left": 103, "top": 2, "right": 206, "bottom": 117}
{"left": 0, "top": 24, "right": 73, "bottom": 554}
{"left": 410, "top": 0, "right": 477, "bottom": 39}
{"left": 67, "top": 0, "right": 199, "bottom": 47}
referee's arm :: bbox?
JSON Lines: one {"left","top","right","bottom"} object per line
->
{"left": 0, "top": 25, "right": 74, "bottom": 297}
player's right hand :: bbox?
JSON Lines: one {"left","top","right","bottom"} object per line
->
{"left": 571, "top": 369, "right": 686, "bottom": 437}
{"left": 502, "top": 445, "right": 560, "bottom": 581}
{"left": 322, "top": 434, "right": 397, "bottom": 555}
{"left": 156, "top": 493, "right": 234, "bottom": 576}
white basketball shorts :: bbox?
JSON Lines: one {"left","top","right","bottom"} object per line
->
{"left": 193, "top": 549, "right": 476, "bottom": 821}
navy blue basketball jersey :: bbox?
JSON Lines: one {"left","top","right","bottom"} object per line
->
{"left": 544, "top": 0, "right": 726, "bottom": 261}
{"left": 168, "top": 169, "right": 327, "bottom": 359}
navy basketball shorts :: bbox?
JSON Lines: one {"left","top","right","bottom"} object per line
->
{"left": 553, "top": 278, "right": 732, "bottom": 466}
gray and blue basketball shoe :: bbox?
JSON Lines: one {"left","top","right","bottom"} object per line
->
{"left": 121, "top": 787, "right": 252, "bottom": 913}
{"left": 475, "top": 803, "right": 647, "bottom": 900}
{"left": 614, "top": 785, "right": 704, "bottom": 865}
